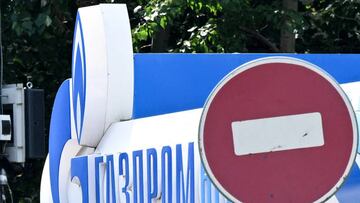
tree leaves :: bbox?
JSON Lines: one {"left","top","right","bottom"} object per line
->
{"left": 130, "top": 0, "right": 360, "bottom": 53}
{"left": 1, "top": 0, "right": 76, "bottom": 199}
{"left": 35, "top": 13, "right": 52, "bottom": 28}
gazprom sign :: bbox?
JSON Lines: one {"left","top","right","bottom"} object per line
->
{"left": 40, "top": 3, "right": 360, "bottom": 203}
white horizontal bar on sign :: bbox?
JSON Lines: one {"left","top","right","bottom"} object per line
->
{"left": 231, "top": 112, "right": 324, "bottom": 156}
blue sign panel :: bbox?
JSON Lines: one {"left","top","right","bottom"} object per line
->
{"left": 134, "top": 54, "right": 360, "bottom": 118}
{"left": 48, "top": 53, "right": 360, "bottom": 203}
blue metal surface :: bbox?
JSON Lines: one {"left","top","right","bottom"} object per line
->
{"left": 336, "top": 163, "right": 360, "bottom": 203}
{"left": 133, "top": 54, "right": 360, "bottom": 118}
{"left": 49, "top": 79, "right": 72, "bottom": 203}
{"left": 72, "top": 13, "right": 86, "bottom": 143}
{"left": 71, "top": 156, "right": 89, "bottom": 203}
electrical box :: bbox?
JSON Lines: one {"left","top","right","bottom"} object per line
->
{"left": 0, "top": 115, "right": 11, "bottom": 141}
{"left": 25, "top": 89, "right": 46, "bottom": 159}
{"left": 2, "top": 84, "right": 25, "bottom": 163}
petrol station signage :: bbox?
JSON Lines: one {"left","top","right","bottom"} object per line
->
{"left": 40, "top": 3, "right": 360, "bottom": 203}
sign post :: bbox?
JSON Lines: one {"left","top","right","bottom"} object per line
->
{"left": 199, "top": 57, "right": 358, "bottom": 203}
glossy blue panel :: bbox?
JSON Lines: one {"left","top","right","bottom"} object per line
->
{"left": 147, "top": 148, "right": 158, "bottom": 202}
{"left": 336, "top": 162, "right": 360, "bottom": 203}
{"left": 71, "top": 156, "right": 89, "bottom": 203}
{"left": 119, "top": 153, "right": 130, "bottom": 203}
{"left": 176, "top": 143, "right": 195, "bottom": 203}
{"left": 72, "top": 13, "right": 86, "bottom": 143}
{"left": 134, "top": 54, "right": 360, "bottom": 118}
{"left": 94, "top": 156, "right": 104, "bottom": 203}
{"left": 49, "top": 79, "right": 71, "bottom": 203}
{"left": 106, "top": 155, "right": 116, "bottom": 203}
{"left": 133, "top": 150, "right": 144, "bottom": 203}
{"left": 161, "top": 146, "right": 172, "bottom": 203}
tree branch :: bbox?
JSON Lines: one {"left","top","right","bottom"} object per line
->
{"left": 238, "top": 26, "right": 280, "bottom": 52}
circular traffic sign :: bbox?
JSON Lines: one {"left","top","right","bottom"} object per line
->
{"left": 199, "top": 57, "right": 358, "bottom": 203}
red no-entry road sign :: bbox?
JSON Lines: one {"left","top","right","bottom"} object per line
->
{"left": 199, "top": 57, "right": 358, "bottom": 203}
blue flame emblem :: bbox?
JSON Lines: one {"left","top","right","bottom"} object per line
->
{"left": 72, "top": 13, "right": 86, "bottom": 143}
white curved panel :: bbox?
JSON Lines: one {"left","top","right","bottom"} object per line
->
{"left": 59, "top": 139, "right": 95, "bottom": 203}
{"left": 59, "top": 139, "right": 83, "bottom": 203}
{"left": 40, "top": 155, "right": 53, "bottom": 203}
{"left": 101, "top": 4, "right": 134, "bottom": 127}
{"left": 71, "top": 4, "right": 134, "bottom": 147}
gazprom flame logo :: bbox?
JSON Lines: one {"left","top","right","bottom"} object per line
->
{"left": 72, "top": 13, "right": 86, "bottom": 143}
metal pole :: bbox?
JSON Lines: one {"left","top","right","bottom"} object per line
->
{"left": 0, "top": 168, "right": 8, "bottom": 203}
{"left": 0, "top": 1, "right": 4, "bottom": 114}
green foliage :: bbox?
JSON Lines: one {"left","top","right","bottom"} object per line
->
{"left": 130, "top": 0, "right": 223, "bottom": 52}
{"left": 1, "top": 0, "right": 77, "bottom": 201}
{"left": 130, "top": 0, "right": 360, "bottom": 53}
{"left": 2, "top": 0, "right": 75, "bottom": 108}
{"left": 298, "top": 0, "right": 360, "bottom": 52}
